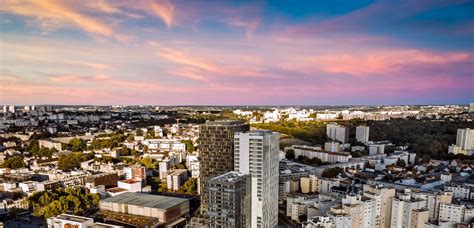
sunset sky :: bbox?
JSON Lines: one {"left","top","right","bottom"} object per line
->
{"left": 1, "top": 0, "right": 473, "bottom": 105}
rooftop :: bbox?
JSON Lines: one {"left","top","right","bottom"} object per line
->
{"left": 205, "top": 120, "right": 246, "bottom": 126}
{"left": 55, "top": 214, "right": 93, "bottom": 223}
{"left": 101, "top": 192, "right": 188, "bottom": 210}
{"left": 119, "top": 179, "right": 140, "bottom": 184}
{"left": 210, "top": 171, "right": 249, "bottom": 183}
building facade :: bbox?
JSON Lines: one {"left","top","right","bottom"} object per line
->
{"left": 199, "top": 120, "right": 249, "bottom": 214}
{"left": 234, "top": 130, "right": 279, "bottom": 228}
{"left": 207, "top": 172, "right": 251, "bottom": 228}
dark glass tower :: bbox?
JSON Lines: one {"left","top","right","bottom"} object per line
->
{"left": 198, "top": 120, "right": 249, "bottom": 214}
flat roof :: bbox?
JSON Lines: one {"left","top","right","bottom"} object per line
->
{"left": 101, "top": 192, "right": 188, "bottom": 210}
{"left": 210, "top": 171, "right": 249, "bottom": 183}
{"left": 205, "top": 120, "right": 246, "bottom": 126}
{"left": 56, "top": 214, "right": 93, "bottom": 223}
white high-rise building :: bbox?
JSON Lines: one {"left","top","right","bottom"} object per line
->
{"left": 234, "top": 130, "right": 279, "bottom": 228}
{"left": 362, "top": 185, "right": 396, "bottom": 228}
{"left": 326, "top": 123, "right": 349, "bottom": 143}
{"left": 390, "top": 190, "right": 427, "bottom": 228}
{"left": 456, "top": 128, "right": 474, "bottom": 151}
{"left": 356, "top": 126, "right": 370, "bottom": 143}
{"left": 8, "top": 105, "right": 15, "bottom": 113}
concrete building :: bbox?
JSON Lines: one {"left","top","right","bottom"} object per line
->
{"left": 123, "top": 165, "right": 146, "bottom": 184}
{"left": 85, "top": 172, "right": 118, "bottom": 188}
{"left": 419, "top": 191, "right": 453, "bottom": 221}
{"left": 234, "top": 130, "right": 279, "bottom": 228}
{"left": 199, "top": 120, "right": 249, "bottom": 214}
{"left": 410, "top": 209, "right": 429, "bottom": 228}
{"left": 450, "top": 128, "right": 474, "bottom": 155}
{"left": 327, "top": 123, "right": 349, "bottom": 143}
{"left": 117, "top": 179, "right": 141, "bottom": 192}
{"left": 324, "top": 141, "right": 341, "bottom": 153}
{"left": 100, "top": 192, "right": 189, "bottom": 225}
{"left": 369, "top": 144, "right": 385, "bottom": 155}
{"left": 207, "top": 172, "right": 251, "bottom": 228}
{"left": 47, "top": 214, "right": 93, "bottom": 228}
{"left": 439, "top": 203, "right": 472, "bottom": 226}
{"left": 289, "top": 145, "right": 351, "bottom": 163}
{"left": 301, "top": 175, "right": 318, "bottom": 194}
{"left": 444, "top": 183, "right": 473, "bottom": 200}
{"left": 166, "top": 169, "right": 188, "bottom": 191}
{"left": 356, "top": 126, "right": 370, "bottom": 143}
{"left": 38, "top": 139, "right": 62, "bottom": 151}
{"left": 390, "top": 190, "right": 427, "bottom": 228}
{"left": 317, "top": 178, "right": 340, "bottom": 194}
{"left": 362, "top": 185, "right": 396, "bottom": 228}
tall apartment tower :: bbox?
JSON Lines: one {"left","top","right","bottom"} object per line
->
{"left": 208, "top": 172, "right": 251, "bottom": 228}
{"left": 356, "top": 126, "right": 370, "bottom": 143}
{"left": 199, "top": 120, "right": 249, "bottom": 214}
{"left": 326, "top": 123, "right": 349, "bottom": 143}
{"left": 234, "top": 130, "right": 280, "bottom": 228}
{"left": 456, "top": 128, "right": 474, "bottom": 151}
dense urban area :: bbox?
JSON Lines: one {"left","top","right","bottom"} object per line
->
{"left": 0, "top": 104, "right": 473, "bottom": 228}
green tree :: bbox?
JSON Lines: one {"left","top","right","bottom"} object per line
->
{"left": 178, "top": 178, "right": 197, "bottom": 194}
{"left": 38, "top": 147, "right": 53, "bottom": 158}
{"left": 285, "top": 149, "right": 295, "bottom": 160}
{"left": 28, "top": 187, "right": 100, "bottom": 219}
{"left": 182, "top": 140, "right": 195, "bottom": 152}
{"left": 26, "top": 140, "right": 40, "bottom": 155}
{"left": 3, "top": 156, "right": 26, "bottom": 169}
{"left": 68, "top": 138, "right": 87, "bottom": 152}
{"left": 158, "top": 181, "right": 168, "bottom": 192}
{"left": 322, "top": 167, "right": 344, "bottom": 178}
{"left": 140, "top": 157, "right": 156, "bottom": 169}
{"left": 57, "top": 153, "right": 88, "bottom": 171}
{"left": 396, "top": 159, "right": 406, "bottom": 167}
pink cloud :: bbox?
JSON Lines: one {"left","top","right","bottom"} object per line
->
{"left": 292, "top": 49, "right": 473, "bottom": 76}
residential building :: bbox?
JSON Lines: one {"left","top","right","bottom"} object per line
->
{"left": 410, "top": 209, "right": 429, "bottom": 228}
{"left": 166, "top": 169, "right": 189, "bottom": 191}
{"left": 289, "top": 145, "right": 351, "bottom": 163}
{"left": 207, "top": 172, "right": 251, "bottom": 228}
{"left": 301, "top": 175, "right": 318, "bottom": 194}
{"left": 362, "top": 185, "right": 396, "bottom": 228}
{"left": 234, "top": 130, "right": 279, "bottom": 228}
{"left": 450, "top": 128, "right": 474, "bottom": 155}
{"left": 117, "top": 179, "right": 141, "bottom": 192}
{"left": 123, "top": 165, "right": 146, "bottom": 184}
{"left": 46, "top": 214, "right": 94, "bottom": 228}
{"left": 356, "top": 126, "right": 370, "bottom": 143}
{"left": 317, "top": 178, "right": 340, "bottom": 194}
{"left": 199, "top": 120, "right": 249, "bottom": 214}
{"left": 327, "top": 123, "right": 349, "bottom": 143}
{"left": 390, "top": 190, "right": 427, "bottom": 228}
{"left": 85, "top": 172, "right": 118, "bottom": 188}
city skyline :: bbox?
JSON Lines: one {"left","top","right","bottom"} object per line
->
{"left": 1, "top": 0, "right": 473, "bottom": 105}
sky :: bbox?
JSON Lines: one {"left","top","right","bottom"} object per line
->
{"left": 0, "top": 0, "right": 473, "bottom": 106}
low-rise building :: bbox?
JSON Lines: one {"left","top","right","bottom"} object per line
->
{"left": 100, "top": 192, "right": 190, "bottom": 225}
{"left": 166, "top": 169, "right": 188, "bottom": 191}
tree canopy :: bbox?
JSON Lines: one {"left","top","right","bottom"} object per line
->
{"left": 3, "top": 156, "right": 26, "bottom": 169}
{"left": 28, "top": 187, "right": 100, "bottom": 219}
{"left": 58, "top": 152, "right": 90, "bottom": 171}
